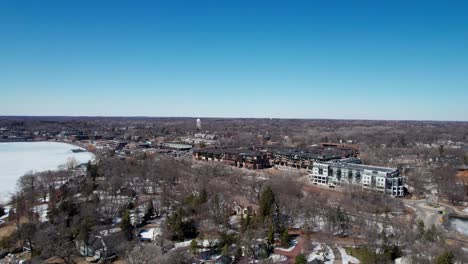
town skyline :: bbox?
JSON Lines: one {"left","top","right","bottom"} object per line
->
{"left": 1, "top": 115, "right": 468, "bottom": 122}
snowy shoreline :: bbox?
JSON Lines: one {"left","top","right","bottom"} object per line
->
{"left": 0, "top": 141, "right": 94, "bottom": 204}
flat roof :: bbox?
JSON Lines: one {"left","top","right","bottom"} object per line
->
{"left": 161, "top": 143, "right": 192, "bottom": 149}
{"left": 327, "top": 162, "right": 397, "bottom": 173}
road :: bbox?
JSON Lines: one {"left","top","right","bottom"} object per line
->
{"left": 403, "top": 199, "right": 468, "bottom": 247}
{"left": 402, "top": 199, "right": 448, "bottom": 228}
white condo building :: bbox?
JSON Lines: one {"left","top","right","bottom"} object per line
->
{"left": 310, "top": 160, "right": 404, "bottom": 196}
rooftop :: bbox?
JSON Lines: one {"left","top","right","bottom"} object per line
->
{"left": 161, "top": 142, "right": 193, "bottom": 149}
{"left": 327, "top": 162, "right": 397, "bottom": 173}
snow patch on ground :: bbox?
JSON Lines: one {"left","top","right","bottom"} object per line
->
{"left": 139, "top": 228, "right": 161, "bottom": 241}
{"left": 199, "top": 239, "right": 219, "bottom": 247}
{"left": 395, "top": 257, "right": 411, "bottom": 264}
{"left": 307, "top": 243, "right": 334, "bottom": 264}
{"left": 33, "top": 204, "right": 48, "bottom": 222}
{"left": 0, "top": 205, "right": 11, "bottom": 221}
{"left": 275, "top": 239, "right": 298, "bottom": 252}
{"left": 174, "top": 240, "right": 193, "bottom": 248}
{"left": 269, "top": 253, "right": 287, "bottom": 262}
{"left": 99, "top": 227, "right": 121, "bottom": 237}
{"left": 112, "top": 217, "right": 122, "bottom": 226}
{"left": 337, "top": 246, "right": 360, "bottom": 264}
{"left": 313, "top": 218, "right": 327, "bottom": 231}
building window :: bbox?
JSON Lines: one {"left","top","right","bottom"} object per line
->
{"left": 319, "top": 168, "right": 323, "bottom": 175}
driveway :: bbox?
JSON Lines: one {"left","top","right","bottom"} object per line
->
{"left": 403, "top": 199, "right": 447, "bottom": 228}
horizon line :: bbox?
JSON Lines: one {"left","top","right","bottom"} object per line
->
{"left": 0, "top": 115, "right": 467, "bottom": 123}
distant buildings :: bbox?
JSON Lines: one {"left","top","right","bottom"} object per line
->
{"left": 193, "top": 144, "right": 358, "bottom": 171}
{"left": 193, "top": 147, "right": 270, "bottom": 169}
{"left": 181, "top": 132, "right": 217, "bottom": 146}
{"left": 269, "top": 144, "right": 358, "bottom": 170}
{"left": 160, "top": 142, "right": 193, "bottom": 151}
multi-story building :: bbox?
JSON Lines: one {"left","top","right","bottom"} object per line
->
{"left": 193, "top": 148, "right": 271, "bottom": 169}
{"left": 269, "top": 147, "right": 352, "bottom": 170}
{"left": 193, "top": 143, "right": 359, "bottom": 171}
{"left": 310, "top": 160, "right": 404, "bottom": 196}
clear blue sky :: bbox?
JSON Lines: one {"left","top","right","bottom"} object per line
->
{"left": 1, "top": 0, "right": 467, "bottom": 120}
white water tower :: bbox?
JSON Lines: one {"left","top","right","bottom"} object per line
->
{"left": 196, "top": 118, "right": 202, "bottom": 130}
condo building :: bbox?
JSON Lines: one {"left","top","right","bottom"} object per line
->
{"left": 310, "top": 160, "right": 404, "bottom": 196}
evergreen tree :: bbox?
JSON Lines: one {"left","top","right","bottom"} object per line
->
{"left": 120, "top": 209, "right": 133, "bottom": 240}
{"left": 416, "top": 220, "right": 425, "bottom": 237}
{"left": 280, "top": 229, "right": 290, "bottom": 247}
{"left": 423, "top": 224, "right": 439, "bottom": 243}
{"left": 267, "top": 224, "right": 274, "bottom": 246}
{"left": 234, "top": 247, "right": 243, "bottom": 262}
{"left": 198, "top": 189, "right": 208, "bottom": 204}
{"left": 438, "top": 145, "right": 445, "bottom": 157}
{"left": 143, "top": 200, "right": 154, "bottom": 223}
{"left": 167, "top": 208, "right": 198, "bottom": 241}
{"left": 259, "top": 186, "right": 276, "bottom": 222}
{"left": 86, "top": 161, "right": 98, "bottom": 180}
{"left": 190, "top": 239, "right": 198, "bottom": 254}
{"left": 221, "top": 244, "right": 230, "bottom": 257}
{"left": 382, "top": 244, "right": 401, "bottom": 261}
{"left": 78, "top": 217, "right": 92, "bottom": 243}
{"left": 434, "top": 251, "right": 455, "bottom": 264}
{"left": 241, "top": 213, "right": 251, "bottom": 233}
{"left": 295, "top": 254, "right": 307, "bottom": 264}
{"left": 335, "top": 206, "right": 349, "bottom": 234}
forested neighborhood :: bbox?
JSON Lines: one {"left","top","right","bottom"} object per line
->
{"left": 0, "top": 117, "right": 467, "bottom": 263}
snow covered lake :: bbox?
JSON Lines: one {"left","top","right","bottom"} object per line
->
{"left": 449, "top": 216, "right": 468, "bottom": 236}
{"left": 0, "top": 142, "right": 94, "bottom": 203}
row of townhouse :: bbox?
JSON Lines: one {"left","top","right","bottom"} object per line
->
{"left": 193, "top": 148, "right": 271, "bottom": 169}
{"left": 269, "top": 148, "right": 348, "bottom": 170}
{"left": 310, "top": 160, "right": 405, "bottom": 196}
{"left": 194, "top": 147, "right": 404, "bottom": 196}
{"left": 193, "top": 144, "right": 358, "bottom": 170}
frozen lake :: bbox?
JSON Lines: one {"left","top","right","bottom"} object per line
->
{"left": 449, "top": 216, "right": 468, "bottom": 236}
{"left": 0, "top": 142, "right": 94, "bottom": 203}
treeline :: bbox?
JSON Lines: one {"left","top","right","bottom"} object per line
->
{"left": 2, "top": 117, "right": 467, "bottom": 145}
{"left": 0, "top": 151, "right": 467, "bottom": 263}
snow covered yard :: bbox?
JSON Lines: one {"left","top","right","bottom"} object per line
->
{"left": 307, "top": 242, "right": 335, "bottom": 264}
{"left": 33, "top": 204, "right": 48, "bottom": 222}
{"left": 337, "top": 246, "right": 360, "bottom": 264}
{"left": 173, "top": 240, "right": 193, "bottom": 249}
{"left": 229, "top": 215, "right": 241, "bottom": 228}
{"left": 138, "top": 227, "right": 162, "bottom": 242}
